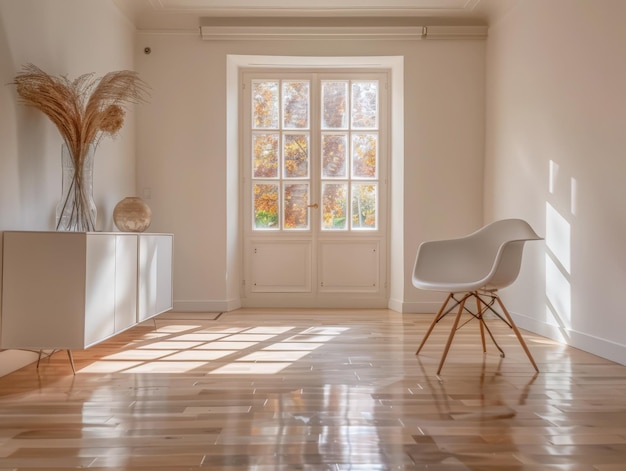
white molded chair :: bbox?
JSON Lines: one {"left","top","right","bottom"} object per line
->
{"left": 412, "top": 219, "right": 542, "bottom": 374}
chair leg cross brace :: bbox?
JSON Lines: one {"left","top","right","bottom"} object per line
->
{"left": 416, "top": 291, "right": 539, "bottom": 374}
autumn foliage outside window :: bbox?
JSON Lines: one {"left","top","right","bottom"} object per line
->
{"left": 251, "top": 78, "right": 379, "bottom": 231}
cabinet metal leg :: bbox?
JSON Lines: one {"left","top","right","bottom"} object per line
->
{"left": 35, "top": 349, "right": 76, "bottom": 374}
{"left": 67, "top": 350, "right": 76, "bottom": 375}
{"left": 36, "top": 350, "right": 44, "bottom": 369}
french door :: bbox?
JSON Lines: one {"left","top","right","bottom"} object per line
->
{"left": 242, "top": 70, "right": 388, "bottom": 308}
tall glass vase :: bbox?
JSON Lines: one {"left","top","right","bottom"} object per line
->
{"left": 56, "top": 143, "right": 97, "bottom": 231}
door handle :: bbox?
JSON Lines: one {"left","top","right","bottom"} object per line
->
{"left": 307, "top": 203, "right": 319, "bottom": 209}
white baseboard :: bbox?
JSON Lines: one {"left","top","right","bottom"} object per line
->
{"left": 239, "top": 296, "right": 388, "bottom": 309}
{"left": 393, "top": 303, "right": 625, "bottom": 366}
{"left": 176, "top": 297, "right": 443, "bottom": 314}
{"left": 387, "top": 297, "right": 404, "bottom": 312}
{"left": 511, "top": 311, "right": 626, "bottom": 366}
{"left": 392, "top": 300, "right": 444, "bottom": 314}
{"left": 173, "top": 298, "right": 242, "bottom": 312}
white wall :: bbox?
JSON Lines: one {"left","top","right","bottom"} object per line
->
{"left": 0, "top": 2, "right": 487, "bottom": 375}
{"left": 134, "top": 33, "right": 486, "bottom": 313}
{"left": 0, "top": 0, "right": 138, "bottom": 373}
{"left": 485, "top": 0, "right": 626, "bottom": 364}
{"left": 2, "top": 0, "right": 623, "bottom": 375}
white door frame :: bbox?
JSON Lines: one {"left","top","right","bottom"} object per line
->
{"left": 225, "top": 55, "right": 405, "bottom": 311}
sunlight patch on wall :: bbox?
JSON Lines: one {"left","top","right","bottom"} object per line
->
{"left": 546, "top": 202, "right": 570, "bottom": 274}
{"left": 545, "top": 158, "right": 573, "bottom": 336}
{"left": 549, "top": 160, "right": 559, "bottom": 194}
{"left": 545, "top": 252, "right": 572, "bottom": 332}
{"left": 570, "top": 177, "right": 578, "bottom": 216}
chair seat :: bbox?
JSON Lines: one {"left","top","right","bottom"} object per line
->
{"left": 412, "top": 279, "right": 498, "bottom": 292}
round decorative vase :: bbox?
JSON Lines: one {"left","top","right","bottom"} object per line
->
{"left": 56, "top": 142, "right": 97, "bottom": 232}
{"left": 113, "top": 197, "right": 152, "bottom": 232}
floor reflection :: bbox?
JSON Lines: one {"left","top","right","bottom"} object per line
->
{"left": 0, "top": 310, "right": 625, "bottom": 469}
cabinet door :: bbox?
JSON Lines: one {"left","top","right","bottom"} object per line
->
{"left": 155, "top": 235, "right": 173, "bottom": 314}
{"left": 1, "top": 232, "right": 87, "bottom": 350}
{"left": 114, "top": 234, "right": 138, "bottom": 333}
{"left": 85, "top": 235, "right": 116, "bottom": 347}
{"left": 138, "top": 235, "right": 173, "bottom": 321}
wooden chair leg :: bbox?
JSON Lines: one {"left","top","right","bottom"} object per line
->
{"left": 416, "top": 292, "right": 453, "bottom": 355}
{"left": 437, "top": 293, "right": 471, "bottom": 375}
{"left": 475, "top": 293, "right": 505, "bottom": 357}
{"left": 495, "top": 296, "right": 539, "bottom": 372}
{"left": 475, "top": 292, "right": 487, "bottom": 353}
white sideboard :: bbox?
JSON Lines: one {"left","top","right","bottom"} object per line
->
{"left": 138, "top": 234, "right": 174, "bottom": 322}
{"left": 0, "top": 231, "right": 173, "bottom": 351}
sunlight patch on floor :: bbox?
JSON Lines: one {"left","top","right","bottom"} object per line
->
{"left": 76, "top": 322, "right": 347, "bottom": 375}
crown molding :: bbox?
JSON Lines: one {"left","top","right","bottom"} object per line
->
{"left": 200, "top": 24, "right": 487, "bottom": 40}
{"left": 201, "top": 25, "right": 425, "bottom": 40}
{"left": 424, "top": 25, "right": 487, "bottom": 39}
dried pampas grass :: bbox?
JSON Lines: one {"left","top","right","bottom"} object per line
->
{"left": 13, "top": 64, "right": 149, "bottom": 231}
{"left": 13, "top": 63, "right": 149, "bottom": 166}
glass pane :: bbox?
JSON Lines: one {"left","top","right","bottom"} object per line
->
{"left": 321, "top": 81, "right": 348, "bottom": 129}
{"left": 283, "top": 81, "right": 309, "bottom": 129}
{"left": 351, "top": 183, "right": 377, "bottom": 230}
{"left": 322, "top": 134, "right": 347, "bottom": 178}
{"left": 252, "top": 81, "right": 279, "bottom": 129}
{"left": 322, "top": 183, "right": 347, "bottom": 231}
{"left": 283, "top": 183, "right": 309, "bottom": 230}
{"left": 253, "top": 133, "right": 279, "bottom": 178}
{"left": 351, "top": 81, "right": 378, "bottom": 129}
{"left": 352, "top": 133, "right": 377, "bottom": 179}
{"left": 283, "top": 133, "right": 309, "bottom": 178}
{"left": 253, "top": 183, "right": 279, "bottom": 229}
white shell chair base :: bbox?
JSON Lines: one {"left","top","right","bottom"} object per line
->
{"left": 412, "top": 219, "right": 542, "bottom": 375}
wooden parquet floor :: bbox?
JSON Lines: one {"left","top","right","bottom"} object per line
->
{"left": 0, "top": 308, "right": 625, "bottom": 470}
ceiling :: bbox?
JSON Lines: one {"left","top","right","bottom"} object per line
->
{"left": 113, "top": 0, "right": 517, "bottom": 31}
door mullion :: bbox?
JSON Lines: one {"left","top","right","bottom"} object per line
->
{"left": 309, "top": 73, "right": 320, "bottom": 293}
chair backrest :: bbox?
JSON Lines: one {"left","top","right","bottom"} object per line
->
{"left": 412, "top": 219, "right": 542, "bottom": 292}
{"left": 482, "top": 219, "right": 542, "bottom": 289}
